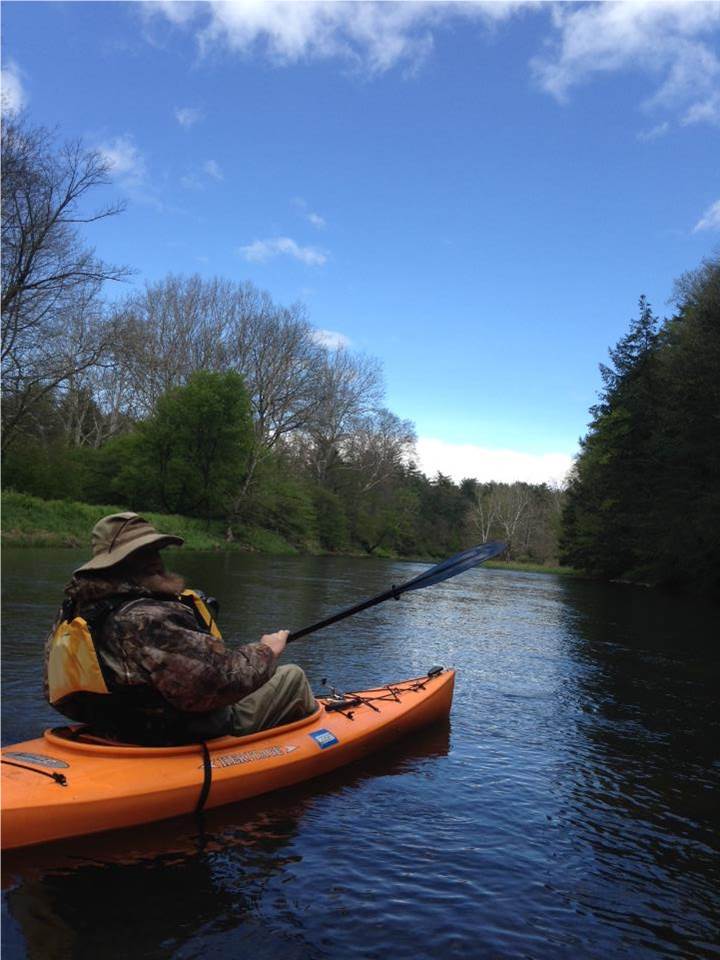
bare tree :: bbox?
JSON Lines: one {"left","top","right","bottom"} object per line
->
{"left": 224, "top": 288, "right": 324, "bottom": 449}
{"left": 109, "top": 274, "right": 231, "bottom": 418}
{"left": 468, "top": 483, "right": 499, "bottom": 542}
{"left": 1, "top": 115, "right": 129, "bottom": 453}
{"left": 110, "top": 276, "right": 326, "bottom": 450}
{"left": 303, "top": 348, "right": 384, "bottom": 483}
{"left": 489, "top": 482, "right": 533, "bottom": 558}
{"left": 343, "top": 407, "right": 416, "bottom": 492}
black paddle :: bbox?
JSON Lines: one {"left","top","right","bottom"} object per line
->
{"left": 287, "top": 540, "right": 507, "bottom": 643}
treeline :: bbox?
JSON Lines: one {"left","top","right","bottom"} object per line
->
{"left": 561, "top": 257, "right": 720, "bottom": 595}
{"left": 1, "top": 112, "right": 564, "bottom": 563}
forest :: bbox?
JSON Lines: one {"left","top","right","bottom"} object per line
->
{"left": 2, "top": 113, "right": 718, "bottom": 590}
{"left": 561, "top": 258, "right": 720, "bottom": 595}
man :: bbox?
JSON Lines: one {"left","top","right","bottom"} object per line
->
{"left": 44, "top": 512, "right": 317, "bottom": 744}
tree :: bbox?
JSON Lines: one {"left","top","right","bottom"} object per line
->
{"left": 466, "top": 481, "right": 498, "bottom": 542}
{"left": 303, "top": 348, "right": 384, "bottom": 484}
{"left": 561, "top": 265, "right": 720, "bottom": 593}
{"left": 561, "top": 297, "right": 661, "bottom": 577}
{"left": 649, "top": 257, "right": 720, "bottom": 591}
{"left": 108, "top": 276, "right": 329, "bottom": 522}
{"left": 342, "top": 408, "right": 416, "bottom": 492}
{"left": 116, "top": 371, "right": 253, "bottom": 523}
{"left": 107, "top": 274, "right": 232, "bottom": 419}
{"left": 1, "top": 115, "right": 129, "bottom": 453}
{"left": 223, "top": 286, "right": 326, "bottom": 509}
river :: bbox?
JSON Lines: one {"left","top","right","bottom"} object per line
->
{"left": 2, "top": 547, "right": 719, "bottom": 959}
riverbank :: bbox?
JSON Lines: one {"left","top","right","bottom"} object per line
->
{"left": 1, "top": 491, "right": 580, "bottom": 575}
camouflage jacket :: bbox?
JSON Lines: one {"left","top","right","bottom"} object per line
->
{"left": 44, "top": 575, "right": 276, "bottom": 741}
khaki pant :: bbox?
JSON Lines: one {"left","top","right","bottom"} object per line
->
{"left": 227, "top": 664, "right": 317, "bottom": 735}
{"left": 184, "top": 664, "right": 317, "bottom": 740}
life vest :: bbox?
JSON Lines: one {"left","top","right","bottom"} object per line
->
{"left": 47, "top": 589, "right": 222, "bottom": 706}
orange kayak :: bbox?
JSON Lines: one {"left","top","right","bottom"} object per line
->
{"left": 1, "top": 668, "right": 455, "bottom": 851}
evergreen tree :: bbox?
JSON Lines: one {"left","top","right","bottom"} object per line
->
{"left": 562, "top": 297, "right": 660, "bottom": 577}
{"left": 562, "top": 260, "right": 720, "bottom": 594}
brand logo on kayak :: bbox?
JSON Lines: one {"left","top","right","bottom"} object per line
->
{"left": 208, "top": 745, "right": 298, "bottom": 769}
{"left": 3, "top": 751, "right": 69, "bottom": 769}
{"left": 310, "top": 729, "right": 338, "bottom": 749}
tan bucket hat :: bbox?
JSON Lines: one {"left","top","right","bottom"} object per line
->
{"left": 74, "top": 512, "right": 184, "bottom": 574}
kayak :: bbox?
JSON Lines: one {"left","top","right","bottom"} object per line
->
{"left": 1, "top": 668, "right": 455, "bottom": 850}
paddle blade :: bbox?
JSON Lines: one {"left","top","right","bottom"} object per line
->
{"left": 401, "top": 540, "right": 507, "bottom": 593}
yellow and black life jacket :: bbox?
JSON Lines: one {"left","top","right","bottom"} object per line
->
{"left": 47, "top": 589, "right": 222, "bottom": 706}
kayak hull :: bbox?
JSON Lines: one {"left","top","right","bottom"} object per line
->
{"left": 1, "top": 669, "right": 454, "bottom": 850}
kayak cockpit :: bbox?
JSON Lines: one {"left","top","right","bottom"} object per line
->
{"left": 43, "top": 701, "right": 325, "bottom": 757}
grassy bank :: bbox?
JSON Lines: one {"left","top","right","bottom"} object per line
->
{"left": 1, "top": 491, "right": 581, "bottom": 575}
{"left": 485, "top": 560, "right": 582, "bottom": 576}
{"left": 0, "top": 491, "right": 298, "bottom": 554}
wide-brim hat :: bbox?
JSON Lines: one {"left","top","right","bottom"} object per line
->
{"left": 75, "top": 512, "right": 184, "bottom": 574}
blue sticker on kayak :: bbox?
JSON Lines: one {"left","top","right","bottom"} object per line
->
{"left": 310, "top": 728, "right": 339, "bottom": 749}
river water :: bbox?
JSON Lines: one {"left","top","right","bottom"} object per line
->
{"left": 2, "top": 548, "right": 719, "bottom": 959}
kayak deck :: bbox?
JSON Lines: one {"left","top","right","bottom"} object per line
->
{"left": 1, "top": 669, "right": 455, "bottom": 850}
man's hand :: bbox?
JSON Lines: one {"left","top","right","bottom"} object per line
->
{"left": 260, "top": 629, "right": 289, "bottom": 659}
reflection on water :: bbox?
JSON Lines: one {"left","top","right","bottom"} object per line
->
{"left": 2, "top": 549, "right": 719, "bottom": 960}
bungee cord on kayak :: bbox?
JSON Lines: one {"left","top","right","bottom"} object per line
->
{"left": 0, "top": 758, "right": 68, "bottom": 786}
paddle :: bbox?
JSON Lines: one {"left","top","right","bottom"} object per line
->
{"left": 287, "top": 539, "right": 507, "bottom": 643}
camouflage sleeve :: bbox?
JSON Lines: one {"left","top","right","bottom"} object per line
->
{"left": 108, "top": 600, "right": 277, "bottom": 713}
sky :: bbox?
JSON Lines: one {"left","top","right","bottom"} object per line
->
{"left": 2, "top": 1, "right": 718, "bottom": 485}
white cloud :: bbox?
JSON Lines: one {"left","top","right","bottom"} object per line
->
{"left": 293, "top": 197, "right": 327, "bottom": 229}
{"left": 532, "top": 2, "right": 720, "bottom": 125}
{"left": 203, "top": 158, "right": 223, "bottom": 181}
{"left": 146, "top": 1, "right": 720, "bottom": 126}
{"left": 682, "top": 91, "right": 720, "bottom": 126}
{"left": 416, "top": 437, "right": 574, "bottom": 486}
{"left": 693, "top": 199, "right": 720, "bottom": 232}
{"left": 312, "top": 328, "right": 351, "bottom": 350}
{"left": 149, "top": 1, "right": 201, "bottom": 27}
{"left": 97, "top": 135, "right": 147, "bottom": 187}
{"left": 175, "top": 106, "right": 203, "bottom": 128}
{"left": 146, "top": 0, "right": 519, "bottom": 75}
{"left": 637, "top": 121, "right": 670, "bottom": 143}
{"left": 307, "top": 211, "right": 326, "bottom": 229}
{"left": 238, "top": 236, "right": 328, "bottom": 266}
{"left": 1, "top": 60, "right": 27, "bottom": 114}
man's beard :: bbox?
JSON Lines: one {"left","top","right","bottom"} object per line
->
{"left": 135, "top": 570, "right": 186, "bottom": 595}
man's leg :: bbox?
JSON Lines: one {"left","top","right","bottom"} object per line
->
{"left": 228, "top": 664, "right": 317, "bottom": 736}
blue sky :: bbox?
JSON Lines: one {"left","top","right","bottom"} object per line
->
{"left": 2, "top": 1, "right": 719, "bottom": 483}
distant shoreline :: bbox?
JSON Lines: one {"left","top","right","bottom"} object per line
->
{"left": 1, "top": 491, "right": 580, "bottom": 577}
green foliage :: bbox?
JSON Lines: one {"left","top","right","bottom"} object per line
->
{"left": 350, "top": 483, "right": 420, "bottom": 555}
{"left": 312, "top": 486, "right": 349, "bottom": 552}
{"left": 561, "top": 257, "right": 720, "bottom": 594}
{"left": 415, "top": 473, "right": 469, "bottom": 556}
{"left": 238, "top": 454, "right": 317, "bottom": 548}
{"left": 115, "top": 371, "right": 253, "bottom": 521}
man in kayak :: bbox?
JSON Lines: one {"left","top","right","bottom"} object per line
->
{"left": 43, "top": 512, "right": 317, "bottom": 744}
